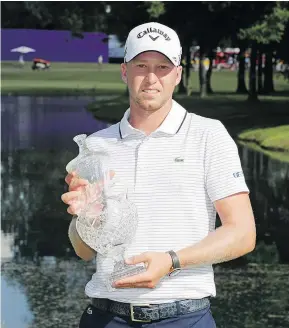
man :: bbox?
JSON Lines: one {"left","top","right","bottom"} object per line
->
{"left": 61, "top": 22, "right": 256, "bottom": 328}
{"left": 98, "top": 54, "right": 103, "bottom": 70}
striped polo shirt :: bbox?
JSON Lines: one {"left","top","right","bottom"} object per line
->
{"left": 82, "top": 100, "right": 249, "bottom": 304}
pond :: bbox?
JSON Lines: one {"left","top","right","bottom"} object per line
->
{"left": 1, "top": 96, "right": 289, "bottom": 328}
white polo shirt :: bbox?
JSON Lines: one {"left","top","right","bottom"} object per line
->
{"left": 83, "top": 100, "right": 249, "bottom": 304}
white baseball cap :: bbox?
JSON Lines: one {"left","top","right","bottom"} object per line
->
{"left": 124, "top": 22, "right": 182, "bottom": 66}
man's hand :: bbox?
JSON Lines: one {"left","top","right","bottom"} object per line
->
{"left": 61, "top": 171, "right": 114, "bottom": 216}
{"left": 65, "top": 171, "right": 89, "bottom": 192}
{"left": 61, "top": 171, "right": 98, "bottom": 215}
{"left": 114, "top": 252, "right": 173, "bottom": 289}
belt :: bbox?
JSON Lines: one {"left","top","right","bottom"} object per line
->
{"left": 91, "top": 297, "right": 210, "bottom": 322}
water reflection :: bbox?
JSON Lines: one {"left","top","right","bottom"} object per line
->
{"left": 1, "top": 96, "right": 109, "bottom": 262}
{"left": 2, "top": 275, "right": 34, "bottom": 328}
{"left": 2, "top": 145, "right": 289, "bottom": 263}
{"left": 1, "top": 96, "right": 289, "bottom": 328}
{"left": 2, "top": 260, "right": 94, "bottom": 328}
{"left": 2, "top": 96, "right": 288, "bottom": 263}
{"left": 2, "top": 260, "right": 288, "bottom": 328}
{"left": 239, "top": 146, "right": 289, "bottom": 263}
{"left": 1, "top": 95, "right": 110, "bottom": 152}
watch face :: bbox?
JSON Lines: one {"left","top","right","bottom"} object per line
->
{"left": 169, "top": 268, "right": 181, "bottom": 277}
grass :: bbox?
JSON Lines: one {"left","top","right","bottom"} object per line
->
{"left": 1, "top": 61, "right": 125, "bottom": 96}
{"left": 1, "top": 60, "right": 289, "bottom": 161}
{"left": 2, "top": 60, "right": 289, "bottom": 96}
{"left": 238, "top": 126, "right": 289, "bottom": 151}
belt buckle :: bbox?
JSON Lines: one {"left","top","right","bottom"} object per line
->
{"left": 130, "top": 304, "right": 151, "bottom": 322}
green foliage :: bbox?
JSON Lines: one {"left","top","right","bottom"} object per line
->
{"left": 104, "top": 2, "right": 157, "bottom": 43}
{"left": 146, "top": 1, "right": 165, "bottom": 19}
{"left": 2, "top": 1, "right": 108, "bottom": 34}
{"left": 239, "top": 3, "right": 289, "bottom": 44}
{"left": 3, "top": 1, "right": 289, "bottom": 48}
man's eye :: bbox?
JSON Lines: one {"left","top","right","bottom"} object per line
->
{"left": 137, "top": 64, "right": 146, "bottom": 68}
{"left": 159, "top": 65, "right": 169, "bottom": 69}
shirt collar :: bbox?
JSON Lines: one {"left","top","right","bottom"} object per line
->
{"left": 119, "top": 100, "right": 187, "bottom": 139}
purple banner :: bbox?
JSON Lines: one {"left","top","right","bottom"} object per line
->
{"left": 1, "top": 29, "right": 108, "bottom": 63}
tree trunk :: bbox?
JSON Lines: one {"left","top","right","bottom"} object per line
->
{"left": 185, "top": 44, "right": 191, "bottom": 95}
{"left": 199, "top": 46, "right": 207, "bottom": 98}
{"left": 263, "top": 47, "right": 275, "bottom": 94}
{"left": 206, "top": 50, "right": 214, "bottom": 94}
{"left": 248, "top": 43, "right": 258, "bottom": 101}
{"left": 178, "top": 70, "right": 187, "bottom": 94}
{"left": 178, "top": 52, "right": 186, "bottom": 94}
{"left": 236, "top": 45, "right": 248, "bottom": 94}
{"left": 178, "top": 35, "right": 187, "bottom": 94}
{"left": 257, "top": 48, "right": 263, "bottom": 94}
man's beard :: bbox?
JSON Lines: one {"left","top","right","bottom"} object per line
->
{"left": 134, "top": 95, "right": 164, "bottom": 112}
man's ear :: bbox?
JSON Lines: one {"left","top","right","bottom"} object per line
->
{"left": 121, "top": 63, "right": 127, "bottom": 84}
{"left": 175, "top": 65, "right": 183, "bottom": 86}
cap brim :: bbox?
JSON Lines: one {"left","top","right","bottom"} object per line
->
{"left": 125, "top": 47, "right": 179, "bottom": 66}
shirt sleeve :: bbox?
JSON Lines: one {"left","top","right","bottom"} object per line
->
{"left": 205, "top": 121, "right": 249, "bottom": 202}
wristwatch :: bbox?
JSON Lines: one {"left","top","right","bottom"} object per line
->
{"left": 166, "top": 250, "right": 182, "bottom": 277}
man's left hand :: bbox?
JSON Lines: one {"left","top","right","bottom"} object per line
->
{"left": 113, "top": 252, "right": 173, "bottom": 289}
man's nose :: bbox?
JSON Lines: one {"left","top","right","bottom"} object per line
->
{"left": 145, "top": 71, "right": 158, "bottom": 84}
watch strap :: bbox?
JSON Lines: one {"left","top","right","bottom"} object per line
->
{"left": 166, "top": 250, "right": 181, "bottom": 270}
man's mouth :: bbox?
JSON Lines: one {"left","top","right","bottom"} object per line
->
{"left": 142, "top": 89, "right": 159, "bottom": 94}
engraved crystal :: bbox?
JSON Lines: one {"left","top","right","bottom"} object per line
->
{"left": 66, "top": 134, "right": 146, "bottom": 291}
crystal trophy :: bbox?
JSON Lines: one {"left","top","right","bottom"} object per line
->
{"left": 66, "top": 134, "right": 146, "bottom": 291}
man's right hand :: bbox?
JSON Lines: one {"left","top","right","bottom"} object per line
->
{"left": 61, "top": 171, "right": 114, "bottom": 216}
{"left": 62, "top": 171, "right": 86, "bottom": 215}
{"left": 65, "top": 171, "right": 89, "bottom": 192}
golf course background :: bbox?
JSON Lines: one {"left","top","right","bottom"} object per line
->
{"left": 2, "top": 60, "right": 289, "bottom": 162}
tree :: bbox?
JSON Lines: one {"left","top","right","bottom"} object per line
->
{"left": 276, "top": 20, "right": 289, "bottom": 65}
{"left": 23, "top": 1, "right": 108, "bottom": 34}
{"left": 103, "top": 2, "right": 161, "bottom": 43}
{"left": 144, "top": 1, "right": 196, "bottom": 95}
{"left": 238, "top": 2, "right": 289, "bottom": 99}
{"left": 1, "top": 1, "right": 41, "bottom": 29}
{"left": 1, "top": 1, "right": 111, "bottom": 37}
{"left": 4, "top": 1, "right": 289, "bottom": 98}
{"left": 236, "top": 42, "right": 249, "bottom": 94}
{"left": 198, "top": 1, "right": 243, "bottom": 94}
{"left": 144, "top": 1, "right": 237, "bottom": 97}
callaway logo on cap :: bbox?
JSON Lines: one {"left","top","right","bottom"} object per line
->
{"left": 124, "top": 22, "right": 182, "bottom": 66}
